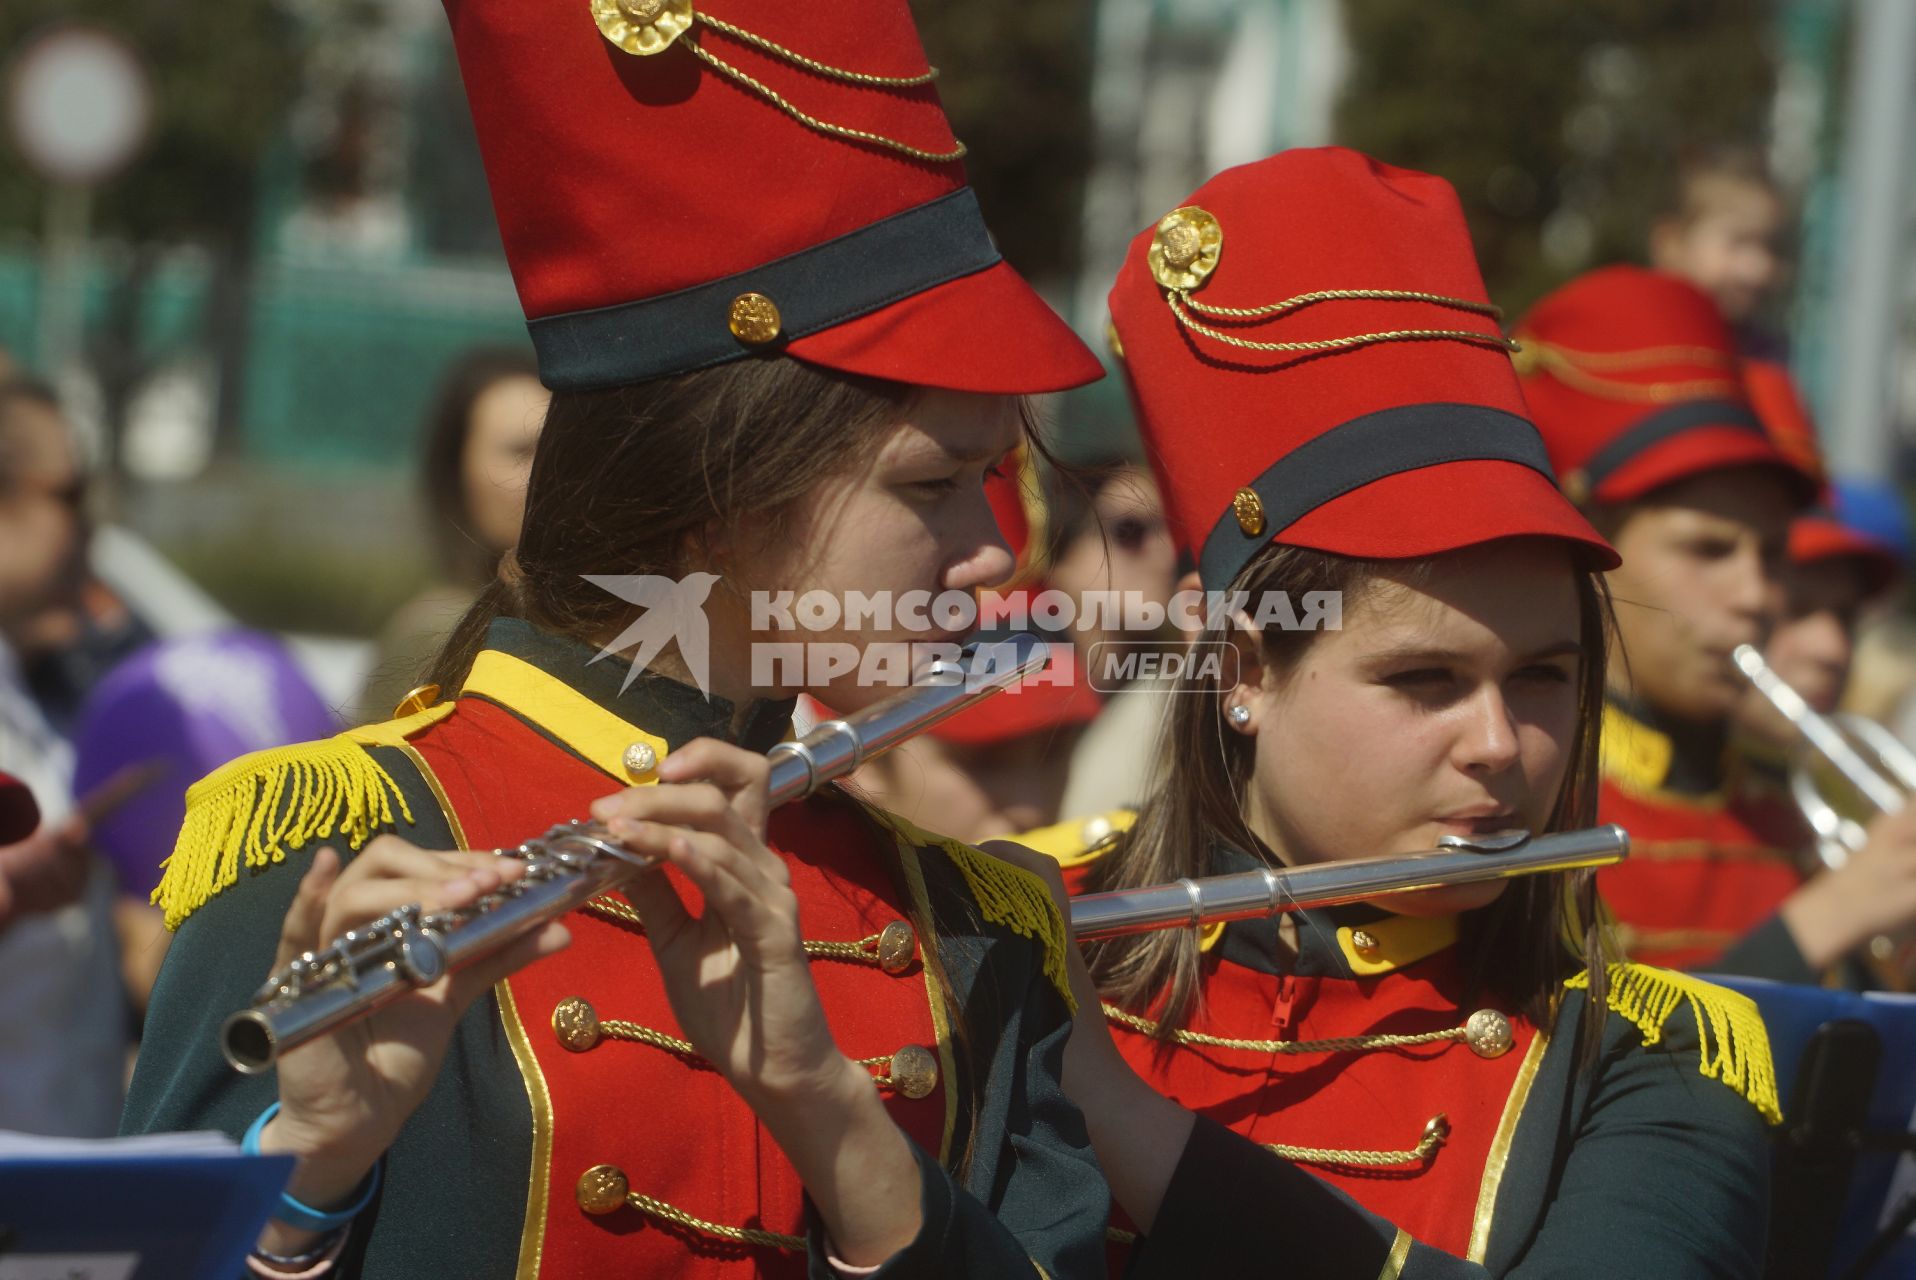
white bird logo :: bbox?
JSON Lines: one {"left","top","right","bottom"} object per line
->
{"left": 583, "top": 572, "right": 722, "bottom": 696}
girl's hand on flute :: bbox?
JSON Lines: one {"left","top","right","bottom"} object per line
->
{"left": 590, "top": 738, "right": 923, "bottom": 1267}
{"left": 256, "top": 838, "right": 570, "bottom": 1255}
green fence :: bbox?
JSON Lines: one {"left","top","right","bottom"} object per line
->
{"left": 0, "top": 246, "right": 528, "bottom": 467}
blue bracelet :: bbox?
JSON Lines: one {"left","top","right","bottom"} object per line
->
{"left": 241, "top": 1102, "right": 382, "bottom": 1233}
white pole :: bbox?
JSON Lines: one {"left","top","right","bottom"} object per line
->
{"left": 1825, "top": 0, "right": 1916, "bottom": 480}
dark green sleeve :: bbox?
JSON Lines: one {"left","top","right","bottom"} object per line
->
{"left": 807, "top": 930, "right": 1108, "bottom": 1278}
{"left": 121, "top": 746, "right": 534, "bottom": 1280}
{"left": 1130, "top": 1113, "right": 1428, "bottom": 1277}
{"left": 1498, "top": 999, "right": 1770, "bottom": 1279}
{"left": 1709, "top": 912, "right": 1817, "bottom": 985}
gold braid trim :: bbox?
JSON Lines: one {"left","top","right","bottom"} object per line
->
{"left": 697, "top": 14, "right": 937, "bottom": 86}
{"left": 1264, "top": 1114, "right": 1448, "bottom": 1170}
{"left": 597, "top": 1013, "right": 892, "bottom": 1076}
{"left": 686, "top": 41, "right": 965, "bottom": 164}
{"left": 581, "top": 894, "right": 885, "bottom": 965}
{"left": 1511, "top": 337, "right": 1740, "bottom": 403}
{"left": 1566, "top": 964, "right": 1782, "bottom": 1124}
{"left": 152, "top": 704, "right": 456, "bottom": 930}
{"left": 1168, "top": 291, "right": 1516, "bottom": 358}
{"left": 623, "top": 1188, "right": 805, "bottom": 1252}
{"left": 1103, "top": 1003, "right": 1465, "bottom": 1055}
{"left": 1182, "top": 286, "right": 1502, "bottom": 322}
{"left": 867, "top": 810, "right": 1076, "bottom": 1011}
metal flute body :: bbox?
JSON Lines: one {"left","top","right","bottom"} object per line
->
{"left": 1068, "top": 826, "right": 1630, "bottom": 941}
{"left": 222, "top": 633, "right": 1049, "bottom": 1074}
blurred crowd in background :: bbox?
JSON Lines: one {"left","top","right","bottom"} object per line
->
{"left": 3, "top": 0, "right": 1916, "bottom": 1140}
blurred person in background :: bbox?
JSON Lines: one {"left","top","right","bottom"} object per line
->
{"left": 1044, "top": 458, "right": 1181, "bottom": 819}
{"left": 357, "top": 346, "right": 546, "bottom": 721}
{"left": 0, "top": 375, "right": 127, "bottom": 1136}
{"left": 71, "top": 631, "right": 340, "bottom": 1013}
{"left": 852, "top": 641, "right": 1101, "bottom": 844}
{"left": 1518, "top": 267, "right": 1916, "bottom": 989}
{"left": 1647, "top": 144, "right": 1789, "bottom": 358}
{"left": 1730, "top": 361, "right": 1909, "bottom": 985}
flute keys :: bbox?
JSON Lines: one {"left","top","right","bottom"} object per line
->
{"left": 876, "top": 920, "right": 917, "bottom": 975}
{"left": 623, "top": 741, "right": 659, "bottom": 778}
{"left": 1464, "top": 1009, "right": 1514, "bottom": 1059}
{"left": 553, "top": 997, "right": 603, "bottom": 1052}
{"left": 576, "top": 1164, "right": 629, "bottom": 1215}
{"left": 887, "top": 1045, "right": 939, "bottom": 1100}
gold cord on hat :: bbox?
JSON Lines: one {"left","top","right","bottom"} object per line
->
{"left": 1510, "top": 337, "right": 1740, "bottom": 403}
{"left": 591, "top": 0, "right": 965, "bottom": 163}
{"left": 1149, "top": 206, "right": 1517, "bottom": 359}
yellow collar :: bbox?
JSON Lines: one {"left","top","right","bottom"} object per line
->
{"left": 1332, "top": 913, "right": 1459, "bottom": 976}
{"left": 461, "top": 649, "right": 669, "bottom": 784}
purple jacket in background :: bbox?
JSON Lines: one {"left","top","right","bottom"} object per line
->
{"left": 71, "top": 630, "right": 340, "bottom": 900}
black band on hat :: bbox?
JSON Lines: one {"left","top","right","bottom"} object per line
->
{"left": 1577, "top": 399, "right": 1767, "bottom": 496}
{"left": 1197, "top": 403, "right": 1555, "bottom": 591}
{"left": 528, "top": 188, "right": 1001, "bottom": 391}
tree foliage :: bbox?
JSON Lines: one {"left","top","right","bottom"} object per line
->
{"left": 0, "top": 0, "right": 301, "bottom": 245}
{"left": 912, "top": 0, "right": 1097, "bottom": 284}
{"left": 1335, "top": 0, "right": 1778, "bottom": 313}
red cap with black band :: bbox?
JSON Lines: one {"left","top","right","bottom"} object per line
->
{"left": 1513, "top": 266, "right": 1809, "bottom": 507}
{"left": 1743, "top": 358, "right": 1901, "bottom": 597}
{"left": 1106, "top": 147, "right": 1614, "bottom": 593}
{"left": 443, "top": 0, "right": 1101, "bottom": 395}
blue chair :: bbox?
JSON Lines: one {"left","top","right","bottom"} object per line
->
{"left": 1707, "top": 976, "right": 1916, "bottom": 1279}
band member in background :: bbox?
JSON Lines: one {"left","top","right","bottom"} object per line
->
{"left": 1029, "top": 148, "right": 1777, "bottom": 1277}
{"left": 1647, "top": 145, "right": 1790, "bottom": 358}
{"left": 123, "top": 1, "right": 1110, "bottom": 1274}
{"left": 853, "top": 639, "right": 1101, "bottom": 844}
{"left": 1515, "top": 267, "right": 1916, "bottom": 985}
{"left": 1729, "top": 359, "right": 1908, "bottom": 982}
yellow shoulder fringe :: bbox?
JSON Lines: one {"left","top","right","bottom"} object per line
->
{"left": 151, "top": 705, "right": 456, "bottom": 931}
{"left": 870, "top": 811, "right": 1076, "bottom": 1013}
{"left": 1566, "top": 964, "right": 1782, "bottom": 1125}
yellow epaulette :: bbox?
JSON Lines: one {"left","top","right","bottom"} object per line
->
{"left": 1599, "top": 703, "right": 1674, "bottom": 797}
{"left": 1565, "top": 964, "right": 1782, "bottom": 1125}
{"left": 1012, "top": 809, "right": 1136, "bottom": 869}
{"left": 867, "top": 809, "right": 1076, "bottom": 1013}
{"left": 151, "top": 704, "right": 457, "bottom": 930}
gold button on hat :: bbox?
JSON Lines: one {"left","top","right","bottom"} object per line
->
{"left": 1349, "top": 928, "right": 1381, "bottom": 959}
{"left": 1080, "top": 815, "right": 1116, "bottom": 848}
{"left": 877, "top": 920, "right": 917, "bottom": 975}
{"left": 1232, "top": 488, "right": 1266, "bottom": 537}
{"left": 553, "top": 997, "right": 602, "bottom": 1052}
{"left": 623, "top": 741, "right": 659, "bottom": 778}
{"left": 729, "top": 292, "right": 783, "bottom": 345}
{"left": 577, "top": 1164, "right": 629, "bottom": 1215}
{"left": 888, "top": 1045, "right": 939, "bottom": 1100}
{"left": 1464, "top": 1008, "right": 1514, "bottom": 1059}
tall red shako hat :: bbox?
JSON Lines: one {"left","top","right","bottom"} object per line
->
{"left": 1107, "top": 147, "right": 1613, "bottom": 592}
{"left": 1512, "top": 266, "right": 1805, "bottom": 506}
{"left": 1744, "top": 359, "right": 1900, "bottom": 596}
{"left": 442, "top": 0, "right": 1101, "bottom": 394}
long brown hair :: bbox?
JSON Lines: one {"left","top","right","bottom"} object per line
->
{"left": 427, "top": 356, "right": 920, "bottom": 693}
{"left": 1085, "top": 540, "right": 1616, "bottom": 1045}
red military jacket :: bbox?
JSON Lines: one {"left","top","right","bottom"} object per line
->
{"left": 128, "top": 619, "right": 1105, "bottom": 1279}
{"left": 1595, "top": 699, "right": 1811, "bottom": 975}
{"left": 1040, "top": 837, "right": 1779, "bottom": 1277}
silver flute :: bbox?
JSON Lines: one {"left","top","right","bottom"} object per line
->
{"left": 223, "top": 633, "right": 1049, "bottom": 1074}
{"left": 1068, "top": 826, "right": 1630, "bottom": 941}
